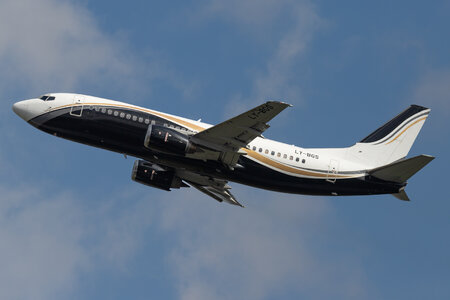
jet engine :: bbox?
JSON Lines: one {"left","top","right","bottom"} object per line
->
{"left": 144, "top": 124, "right": 197, "bottom": 155}
{"left": 131, "top": 160, "right": 185, "bottom": 191}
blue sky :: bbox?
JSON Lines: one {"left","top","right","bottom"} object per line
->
{"left": 1, "top": 0, "right": 449, "bottom": 299}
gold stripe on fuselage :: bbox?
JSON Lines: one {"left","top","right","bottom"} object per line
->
{"left": 50, "top": 102, "right": 207, "bottom": 132}
{"left": 242, "top": 148, "right": 357, "bottom": 179}
{"left": 49, "top": 102, "right": 361, "bottom": 180}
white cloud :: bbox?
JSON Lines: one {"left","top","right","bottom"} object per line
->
{"left": 413, "top": 69, "right": 450, "bottom": 117}
{"left": 0, "top": 184, "right": 156, "bottom": 300}
{"left": 196, "top": 0, "right": 323, "bottom": 117}
{"left": 200, "top": 0, "right": 285, "bottom": 28}
{"left": 87, "top": 188, "right": 156, "bottom": 270}
{"left": 0, "top": 187, "right": 86, "bottom": 300}
{"left": 0, "top": 0, "right": 125, "bottom": 92}
{"left": 252, "top": 2, "right": 322, "bottom": 102}
{"left": 0, "top": 0, "right": 194, "bottom": 100}
{"left": 0, "top": 170, "right": 368, "bottom": 300}
{"left": 159, "top": 187, "right": 367, "bottom": 300}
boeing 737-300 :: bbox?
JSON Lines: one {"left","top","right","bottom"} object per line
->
{"left": 12, "top": 94, "right": 434, "bottom": 207}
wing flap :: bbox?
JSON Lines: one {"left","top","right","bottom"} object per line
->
{"left": 176, "top": 170, "right": 244, "bottom": 207}
{"left": 188, "top": 182, "right": 244, "bottom": 207}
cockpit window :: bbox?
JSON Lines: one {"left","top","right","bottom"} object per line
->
{"left": 39, "top": 95, "right": 55, "bottom": 101}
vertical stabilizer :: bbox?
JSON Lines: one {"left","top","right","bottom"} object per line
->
{"left": 348, "top": 105, "right": 430, "bottom": 168}
{"left": 392, "top": 188, "right": 410, "bottom": 201}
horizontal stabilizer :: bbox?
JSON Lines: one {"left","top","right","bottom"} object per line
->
{"left": 369, "top": 154, "right": 434, "bottom": 183}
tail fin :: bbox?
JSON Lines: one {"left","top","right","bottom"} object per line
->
{"left": 392, "top": 188, "right": 410, "bottom": 201}
{"left": 348, "top": 105, "right": 430, "bottom": 168}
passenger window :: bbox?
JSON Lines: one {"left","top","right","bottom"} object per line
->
{"left": 101, "top": 108, "right": 106, "bottom": 113}
{"left": 277, "top": 152, "right": 281, "bottom": 157}
{"left": 107, "top": 109, "right": 112, "bottom": 115}
{"left": 120, "top": 112, "right": 125, "bottom": 118}
{"left": 289, "top": 156, "right": 293, "bottom": 160}
{"left": 126, "top": 114, "right": 131, "bottom": 120}
{"left": 145, "top": 119, "right": 150, "bottom": 124}
{"left": 114, "top": 111, "right": 119, "bottom": 116}
{"left": 296, "top": 157, "right": 299, "bottom": 162}
{"left": 252, "top": 146, "right": 256, "bottom": 151}
{"left": 138, "top": 117, "right": 143, "bottom": 122}
{"left": 265, "top": 149, "right": 269, "bottom": 154}
{"left": 259, "top": 148, "right": 263, "bottom": 153}
{"left": 302, "top": 159, "right": 306, "bottom": 163}
{"left": 132, "top": 115, "right": 137, "bottom": 121}
{"left": 271, "top": 151, "right": 275, "bottom": 155}
{"left": 283, "top": 154, "right": 287, "bottom": 159}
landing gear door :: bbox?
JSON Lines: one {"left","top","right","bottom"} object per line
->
{"left": 327, "top": 159, "right": 339, "bottom": 183}
{"left": 70, "top": 95, "right": 84, "bottom": 117}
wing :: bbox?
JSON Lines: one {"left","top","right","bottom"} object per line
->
{"left": 176, "top": 170, "right": 244, "bottom": 207}
{"left": 190, "top": 101, "right": 291, "bottom": 154}
{"left": 188, "top": 182, "right": 244, "bottom": 207}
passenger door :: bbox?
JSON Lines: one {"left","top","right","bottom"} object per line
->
{"left": 70, "top": 95, "right": 84, "bottom": 117}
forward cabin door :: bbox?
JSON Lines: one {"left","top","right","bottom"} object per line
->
{"left": 70, "top": 95, "right": 84, "bottom": 117}
{"left": 327, "top": 159, "right": 339, "bottom": 183}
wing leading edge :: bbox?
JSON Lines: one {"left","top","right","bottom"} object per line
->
{"left": 181, "top": 101, "right": 290, "bottom": 205}
{"left": 134, "top": 102, "right": 291, "bottom": 207}
{"left": 190, "top": 101, "right": 291, "bottom": 154}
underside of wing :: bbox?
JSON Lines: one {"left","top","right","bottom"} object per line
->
{"left": 131, "top": 160, "right": 244, "bottom": 207}
{"left": 188, "top": 182, "right": 244, "bottom": 207}
{"left": 176, "top": 169, "right": 244, "bottom": 207}
{"left": 190, "top": 101, "right": 291, "bottom": 154}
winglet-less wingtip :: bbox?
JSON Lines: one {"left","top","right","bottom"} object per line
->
{"left": 232, "top": 199, "right": 245, "bottom": 208}
{"left": 268, "top": 100, "right": 293, "bottom": 107}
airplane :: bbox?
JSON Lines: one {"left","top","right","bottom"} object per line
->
{"left": 12, "top": 93, "right": 434, "bottom": 207}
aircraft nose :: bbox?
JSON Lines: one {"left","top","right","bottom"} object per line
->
{"left": 12, "top": 100, "right": 30, "bottom": 120}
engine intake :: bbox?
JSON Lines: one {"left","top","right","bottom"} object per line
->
{"left": 144, "top": 124, "right": 196, "bottom": 155}
{"left": 131, "top": 160, "right": 184, "bottom": 191}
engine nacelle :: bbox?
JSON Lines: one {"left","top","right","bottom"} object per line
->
{"left": 131, "top": 160, "right": 184, "bottom": 191}
{"left": 144, "top": 124, "right": 196, "bottom": 155}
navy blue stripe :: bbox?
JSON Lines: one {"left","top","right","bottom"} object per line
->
{"left": 360, "top": 105, "right": 428, "bottom": 143}
{"left": 372, "top": 111, "right": 428, "bottom": 145}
